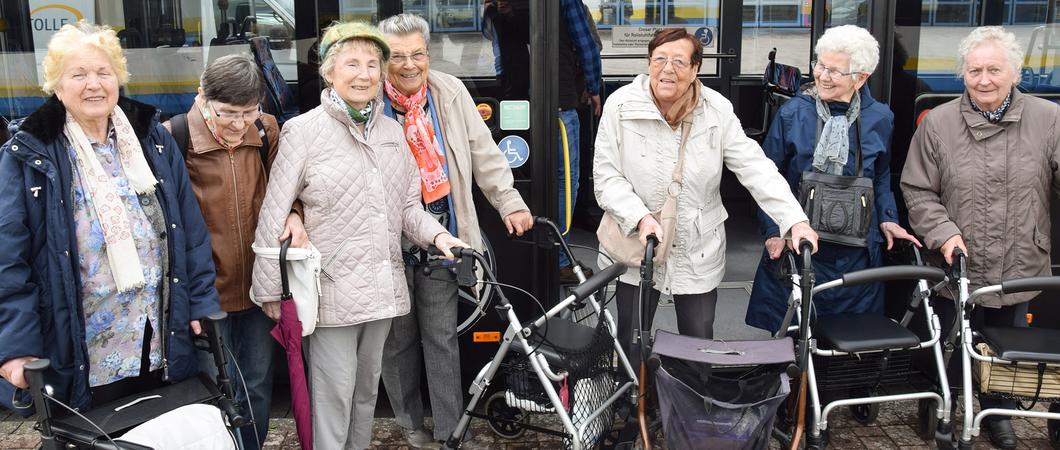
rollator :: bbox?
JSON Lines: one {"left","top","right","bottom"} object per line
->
{"left": 951, "top": 249, "right": 1060, "bottom": 449}
{"left": 19, "top": 312, "right": 247, "bottom": 449}
{"left": 784, "top": 245, "right": 953, "bottom": 449}
{"left": 437, "top": 220, "right": 638, "bottom": 450}
{"left": 643, "top": 239, "right": 808, "bottom": 450}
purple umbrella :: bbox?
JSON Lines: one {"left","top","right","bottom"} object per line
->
{"left": 271, "top": 239, "right": 312, "bottom": 450}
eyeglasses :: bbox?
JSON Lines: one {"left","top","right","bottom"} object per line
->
{"left": 811, "top": 60, "right": 859, "bottom": 79}
{"left": 390, "top": 51, "right": 429, "bottom": 65}
{"left": 209, "top": 101, "right": 262, "bottom": 123}
{"left": 649, "top": 56, "right": 692, "bottom": 71}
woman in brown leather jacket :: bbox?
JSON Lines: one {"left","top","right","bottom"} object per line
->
{"left": 163, "top": 54, "right": 300, "bottom": 450}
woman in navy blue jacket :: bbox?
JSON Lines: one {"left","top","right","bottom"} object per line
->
{"left": 746, "top": 25, "right": 920, "bottom": 333}
{"left": 0, "top": 22, "right": 220, "bottom": 414}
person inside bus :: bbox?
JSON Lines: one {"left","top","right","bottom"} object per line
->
{"left": 376, "top": 13, "right": 532, "bottom": 449}
{"left": 745, "top": 25, "right": 920, "bottom": 334}
{"left": 0, "top": 21, "right": 221, "bottom": 412}
{"left": 902, "top": 26, "right": 1060, "bottom": 450}
{"left": 162, "top": 54, "right": 291, "bottom": 450}
{"left": 593, "top": 27, "right": 818, "bottom": 364}
{"left": 250, "top": 21, "right": 468, "bottom": 450}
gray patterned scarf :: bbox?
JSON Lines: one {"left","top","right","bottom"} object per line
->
{"left": 812, "top": 90, "right": 861, "bottom": 175}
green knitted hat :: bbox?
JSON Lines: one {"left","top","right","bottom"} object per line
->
{"left": 319, "top": 21, "right": 390, "bottom": 63}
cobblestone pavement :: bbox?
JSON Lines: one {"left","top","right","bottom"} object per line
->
{"left": 3, "top": 398, "right": 1055, "bottom": 449}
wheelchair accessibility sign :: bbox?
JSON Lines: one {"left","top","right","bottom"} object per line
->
{"left": 499, "top": 135, "right": 529, "bottom": 168}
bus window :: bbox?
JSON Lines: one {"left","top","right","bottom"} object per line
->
{"left": 740, "top": 1, "right": 811, "bottom": 75}
{"left": 827, "top": 0, "right": 869, "bottom": 27}
{"left": 0, "top": 2, "right": 38, "bottom": 118}
{"left": 911, "top": 0, "right": 1060, "bottom": 94}
{"left": 0, "top": 0, "right": 300, "bottom": 119}
{"left": 586, "top": 0, "right": 721, "bottom": 75}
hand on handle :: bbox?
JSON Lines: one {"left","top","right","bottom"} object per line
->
{"left": 638, "top": 214, "right": 662, "bottom": 246}
{"left": 942, "top": 234, "right": 967, "bottom": 266}
{"left": 787, "top": 221, "right": 818, "bottom": 254}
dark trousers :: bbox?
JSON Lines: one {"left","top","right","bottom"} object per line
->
{"left": 615, "top": 282, "right": 718, "bottom": 366}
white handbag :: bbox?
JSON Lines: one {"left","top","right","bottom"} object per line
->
{"left": 251, "top": 241, "right": 321, "bottom": 336}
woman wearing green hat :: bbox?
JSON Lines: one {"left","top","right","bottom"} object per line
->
{"left": 251, "top": 21, "right": 469, "bottom": 449}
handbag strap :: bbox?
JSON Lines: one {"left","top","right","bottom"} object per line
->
{"left": 672, "top": 119, "right": 693, "bottom": 183}
{"left": 815, "top": 116, "right": 864, "bottom": 175}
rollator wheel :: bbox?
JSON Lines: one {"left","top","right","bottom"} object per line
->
{"left": 1048, "top": 402, "right": 1060, "bottom": 449}
{"left": 805, "top": 429, "right": 829, "bottom": 450}
{"left": 485, "top": 391, "right": 528, "bottom": 440}
{"left": 916, "top": 398, "right": 937, "bottom": 439}
{"left": 848, "top": 390, "right": 880, "bottom": 425}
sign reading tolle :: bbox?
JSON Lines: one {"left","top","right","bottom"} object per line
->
{"left": 29, "top": 1, "right": 94, "bottom": 83}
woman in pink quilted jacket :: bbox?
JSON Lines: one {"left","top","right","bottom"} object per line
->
{"left": 250, "top": 22, "right": 468, "bottom": 450}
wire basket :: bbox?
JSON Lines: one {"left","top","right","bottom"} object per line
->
{"left": 502, "top": 320, "right": 618, "bottom": 449}
{"left": 814, "top": 350, "right": 917, "bottom": 391}
{"left": 975, "top": 343, "right": 1060, "bottom": 399}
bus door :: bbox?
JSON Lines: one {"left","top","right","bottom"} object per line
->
{"left": 296, "top": 0, "right": 564, "bottom": 385}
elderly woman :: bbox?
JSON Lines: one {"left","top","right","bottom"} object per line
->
{"left": 746, "top": 25, "right": 920, "bottom": 334}
{"left": 376, "top": 13, "right": 532, "bottom": 449}
{"left": 902, "top": 26, "right": 1060, "bottom": 450}
{"left": 250, "top": 22, "right": 467, "bottom": 449}
{"left": 594, "top": 28, "right": 817, "bottom": 362}
{"left": 163, "top": 54, "right": 290, "bottom": 450}
{"left": 0, "top": 22, "right": 220, "bottom": 411}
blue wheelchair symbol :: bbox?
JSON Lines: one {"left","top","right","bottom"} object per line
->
{"left": 499, "top": 135, "right": 529, "bottom": 168}
{"left": 695, "top": 27, "right": 714, "bottom": 48}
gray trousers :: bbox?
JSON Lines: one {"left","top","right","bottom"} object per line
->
{"left": 308, "top": 318, "right": 392, "bottom": 450}
{"left": 381, "top": 265, "right": 463, "bottom": 440}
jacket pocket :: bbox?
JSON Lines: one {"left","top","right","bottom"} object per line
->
{"left": 320, "top": 238, "right": 354, "bottom": 281}
{"left": 1034, "top": 224, "right": 1050, "bottom": 253}
{"left": 690, "top": 212, "right": 727, "bottom": 275}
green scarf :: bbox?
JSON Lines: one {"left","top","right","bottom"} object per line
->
{"left": 345, "top": 102, "right": 372, "bottom": 124}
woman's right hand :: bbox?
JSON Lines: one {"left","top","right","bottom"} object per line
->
{"left": 279, "top": 212, "right": 309, "bottom": 249}
{"left": 0, "top": 356, "right": 37, "bottom": 389}
{"left": 262, "top": 301, "right": 281, "bottom": 321}
{"left": 765, "top": 237, "right": 786, "bottom": 260}
{"left": 638, "top": 214, "right": 662, "bottom": 245}
{"left": 942, "top": 234, "right": 968, "bottom": 265}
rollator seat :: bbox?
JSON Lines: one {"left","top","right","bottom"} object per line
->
{"left": 49, "top": 373, "right": 221, "bottom": 443}
{"left": 523, "top": 317, "right": 599, "bottom": 371}
{"left": 813, "top": 313, "right": 920, "bottom": 353}
{"left": 980, "top": 326, "right": 1060, "bottom": 364}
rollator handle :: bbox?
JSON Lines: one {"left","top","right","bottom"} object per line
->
{"left": 1001, "top": 276, "right": 1060, "bottom": 294}
{"left": 570, "top": 263, "right": 627, "bottom": 302}
{"left": 841, "top": 265, "right": 946, "bottom": 286}
{"left": 949, "top": 247, "right": 967, "bottom": 281}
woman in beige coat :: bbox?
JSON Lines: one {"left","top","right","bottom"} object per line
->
{"left": 593, "top": 28, "right": 817, "bottom": 363}
{"left": 901, "top": 26, "right": 1060, "bottom": 450}
{"left": 376, "top": 13, "right": 532, "bottom": 449}
{"left": 251, "top": 22, "right": 466, "bottom": 450}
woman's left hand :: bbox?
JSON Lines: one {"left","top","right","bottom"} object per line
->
{"left": 189, "top": 320, "right": 202, "bottom": 335}
{"left": 434, "top": 233, "right": 472, "bottom": 260}
{"left": 880, "top": 222, "right": 922, "bottom": 250}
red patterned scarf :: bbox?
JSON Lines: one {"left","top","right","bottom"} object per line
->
{"left": 384, "top": 80, "right": 450, "bottom": 203}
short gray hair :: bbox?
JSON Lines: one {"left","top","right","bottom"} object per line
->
{"left": 814, "top": 25, "right": 879, "bottom": 76}
{"left": 201, "top": 54, "right": 263, "bottom": 106}
{"left": 378, "top": 13, "right": 430, "bottom": 44}
{"left": 957, "top": 26, "right": 1023, "bottom": 76}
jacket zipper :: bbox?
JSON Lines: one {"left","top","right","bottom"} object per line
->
{"left": 156, "top": 185, "right": 171, "bottom": 381}
{"left": 229, "top": 151, "right": 247, "bottom": 310}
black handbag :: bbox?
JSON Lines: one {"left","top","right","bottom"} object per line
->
{"left": 798, "top": 117, "right": 873, "bottom": 248}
